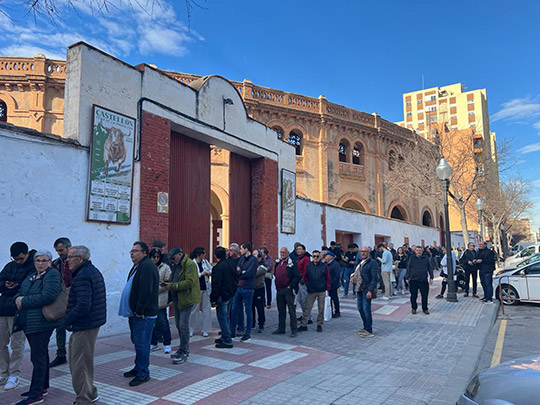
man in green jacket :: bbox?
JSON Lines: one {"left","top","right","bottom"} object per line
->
{"left": 164, "top": 248, "right": 201, "bottom": 365}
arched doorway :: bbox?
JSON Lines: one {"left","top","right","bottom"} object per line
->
{"left": 422, "top": 210, "right": 433, "bottom": 227}
{"left": 210, "top": 190, "right": 224, "bottom": 260}
{"left": 390, "top": 205, "right": 407, "bottom": 221}
{"left": 342, "top": 199, "right": 366, "bottom": 212}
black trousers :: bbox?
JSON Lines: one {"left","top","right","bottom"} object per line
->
{"left": 276, "top": 288, "right": 297, "bottom": 332}
{"left": 328, "top": 288, "right": 340, "bottom": 315}
{"left": 264, "top": 278, "right": 272, "bottom": 306}
{"left": 465, "top": 267, "right": 478, "bottom": 294}
{"left": 251, "top": 287, "right": 266, "bottom": 328}
{"left": 409, "top": 280, "right": 429, "bottom": 311}
{"left": 26, "top": 329, "right": 53, "bottom": 399}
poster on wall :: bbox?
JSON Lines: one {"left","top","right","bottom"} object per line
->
{"left": 87, "top": 105, "right": 135, "bottom": 224}
{"left": 281, "top": 169, "right": 296, "bottom": 234}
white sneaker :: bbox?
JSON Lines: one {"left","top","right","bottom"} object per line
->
{"left": 202, "top": 332, "right": 209, "bottom": 337}
{"left": 150, "top": 344, "right": 160, "bottom": 352}
{"left": 189, "top": 329, "right": 193, "bottom": 337}
{"left": 164, "top": 345, "right": 171, "bottom": 354}
{"left": 381, "top": 296, "right": 390, "bottom": 300}
{"left": 4, "top": 376, "right": 19, "bottom": 390}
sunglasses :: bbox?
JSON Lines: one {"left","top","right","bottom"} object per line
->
{"left": 312, "top": 255, "right": 320, "bottom": 258}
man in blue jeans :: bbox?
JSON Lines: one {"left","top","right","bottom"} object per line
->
{"left": 231, "top": 242, "right": 258, "bottom": 342}
{"left": 350, "top": 246, "right": 379, "bottom": 338}
{"left": 210, "top": 247, "right": 239, "bottom": 348}
{"left": 119, "top": 241, "right": 159, "bottom": 387}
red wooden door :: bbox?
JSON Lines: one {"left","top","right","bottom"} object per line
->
{"left": 229, "top": 153, "right": 252, "bottom": 244}
{"left": 169, "top": 131, "right": 210, "bottom": 254}
{"left": 335, "top": 231, "right": 353, "bottom": 248}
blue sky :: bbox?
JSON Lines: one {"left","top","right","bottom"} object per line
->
{"left": 1, "top": 0, "right": 539, "bottom": 233}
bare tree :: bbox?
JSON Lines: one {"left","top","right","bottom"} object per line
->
{"left": 482, "top": 175, "right": 533, "bottom": 258}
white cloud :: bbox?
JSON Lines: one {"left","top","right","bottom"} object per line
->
{"left": 491, "top": 97, "right": 540, "bottom": 122}
{"left": 532, "top": 179, "right": 540, "bottom": 188}
{"left": 0, "top": 44, "right": 65, "bottom": 60}
{"left": 519, "top": 143, "right": 540, "bottom": 154}
{"left": 0, "top": 1, "right": 202, "bottom": 60}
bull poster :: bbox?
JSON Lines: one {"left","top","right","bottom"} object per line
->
{"left": 87, "top": 105, "right": 135, "bottom": 224}
{"left": 281, "top": 169, "right": 296, "bottom": 234}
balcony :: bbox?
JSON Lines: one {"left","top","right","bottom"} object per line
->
{"left": 339, "top": 162, "right": 365, "bottom": 180}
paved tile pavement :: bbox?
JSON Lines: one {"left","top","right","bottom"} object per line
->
{"left": 0, "top": 274, "right": 497, "bottom": 404}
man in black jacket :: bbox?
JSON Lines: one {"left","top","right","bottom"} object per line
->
{"left": 121, "top": 241, "right": 159, "bottom": 387}
{"left": 460, "top": 242, "right": 479, "bottom": 297}
{"left": 210, "top": 247, "right": 239, "bottom": 349}
{"left": 405, "top": 246, "right": 434, "bottom": 314}
{"left": 272, "top": 247, "right": 301, "bottom": 337}
{"left": 65, "top": 245, "right": 106, "bottom": 404}
{"left": 475, "top": 241, "right": 496, "bottom": 303}
{"left": 0, "top": 242, "right": 35, "bottom": 391}
{"left": 325, "top": 251, "right": 341, "bottom": 318}
{"left": 298, "top": 250, "right": 330, "bottom": 332}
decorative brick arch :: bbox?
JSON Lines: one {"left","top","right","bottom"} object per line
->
{"left": 336, "top": 193, "right": 370, "bottom": 213}
{"left": 266, "top": 119, "right": 287, "bottom": 140}
{"left": 0, "top": 92, "right": 18, "bottom": 112}
{"left": 387, "top": 200, "right": 410, "bottom": 222}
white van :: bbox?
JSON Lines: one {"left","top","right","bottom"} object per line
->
{"left": 505, "top": 243, "right": 540, "bottom": 268}
{"left": 510, "top": 242, "right": 535, "bottom": 256}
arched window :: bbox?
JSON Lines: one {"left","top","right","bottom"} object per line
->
{"left": 342, "top": 199, "right": 365, "bottom": 212}
{"left": 338, "top": 139, "right": 349, "bottom": 162}
{"left": 273, "top": 126, "right": 284, "bottom": 140}
{"left": 422, "top": 210, "right": 433, "bottom": 227}
{"left": 288, "top": 130, "right": 302, "bottom": 155}
{"left": 352, "top": 142, "right": 364, "bottom": 165}
{"left": 388, "top": 150, "right": 397, "bottom": 171}
{"left": 0, "top": 100, "right": 7, "bottom": 122}
{"left": 390, "top": 206, "right": 407, "bottom": 221}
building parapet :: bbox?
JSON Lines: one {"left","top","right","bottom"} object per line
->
{"left": 0, "top": 56, "right": 66, "bottom": 81}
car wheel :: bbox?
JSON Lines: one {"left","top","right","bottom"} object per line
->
{"left": 497, "top": 285, "right": 520, "bottom": 306}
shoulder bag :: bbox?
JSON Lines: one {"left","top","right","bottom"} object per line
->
{"left": 42, "top": 270, "right": 70, "bottom": 321}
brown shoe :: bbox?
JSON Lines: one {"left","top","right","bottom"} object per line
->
{"left": 411, "top": 309, "right": 417, "bottom": 314}
{"left": 423, "top": 310, "right": 430, "bottom": 315}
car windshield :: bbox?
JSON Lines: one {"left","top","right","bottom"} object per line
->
{"left": 517, "top": 254, "right": 540, "bottom": 268}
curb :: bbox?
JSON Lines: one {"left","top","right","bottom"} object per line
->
{"left": 430, "top": 300, "right": 499, "bottom": 404}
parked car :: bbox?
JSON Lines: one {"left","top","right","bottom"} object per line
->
{"left": 457, "top": 354, "right": 540, "bottom": 404}
{"left": 493, "top": 260, "right": 540, "bottom": 306}
{"left": 504, "top": 243, "right": 540, "bottom": 269}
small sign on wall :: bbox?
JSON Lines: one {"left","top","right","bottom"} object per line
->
{"left": 157, "top": 192, "right": 169, "bottom": 213}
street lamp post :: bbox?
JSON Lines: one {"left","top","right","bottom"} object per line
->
{"left": 436, "top": 157, "right": 458, "bottom": 302}
{"left": 475, "top": 198, "right": 485, "bottom": 241}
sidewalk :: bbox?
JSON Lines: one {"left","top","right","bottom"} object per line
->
{"left": 0, "top": 277, "right": 497, "bottom": 405}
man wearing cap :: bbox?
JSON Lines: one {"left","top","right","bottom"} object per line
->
{"left": 325, "top": 251, "right": 341, "bottom": 318}
{"left": 163, "top": 248, "right": 201, "bottom": 365}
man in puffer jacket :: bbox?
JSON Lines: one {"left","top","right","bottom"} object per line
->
{"left": 65, "top": 245, "right": 106, "bottom": 405}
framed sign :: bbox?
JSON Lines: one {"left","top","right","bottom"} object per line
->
{"left": 87, "top": 105, "right": 135, "bottom": 224}
{"left": 281, "top": 169, "right": 296, "bottom": 234}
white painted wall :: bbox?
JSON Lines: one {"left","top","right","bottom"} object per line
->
{"left": 279, "top": 197, "right": 440, "bottom": 252}
{"left": 0, "top": 125, "right": 140, "bottom": 336}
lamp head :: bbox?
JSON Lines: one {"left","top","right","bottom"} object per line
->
{"left": 436, "top": 157, "right": 452, "bottom": 181}
{"left": 475, "top": 198, "right": 484, "bottom": 211}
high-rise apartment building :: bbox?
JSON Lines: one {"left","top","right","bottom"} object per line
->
{"left": 399, "top": 83, "right": 499, "bottom": 236}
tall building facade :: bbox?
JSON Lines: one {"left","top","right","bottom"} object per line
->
{"left": 399, "top": 83, "right": 499, "bottom": 235}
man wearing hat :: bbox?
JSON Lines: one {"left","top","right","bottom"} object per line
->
{"left": 163, "top": 248, "right": 201, "bottom": 365}
{"left": 324, "top": 251, "right": 341, "bottom": 318}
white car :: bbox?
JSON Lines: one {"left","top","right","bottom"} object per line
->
{"left": 493, "top": 260, "right": 540, "bottom": 306}
{"left": 504, "top": 243, "right": 540, "bottom": 268}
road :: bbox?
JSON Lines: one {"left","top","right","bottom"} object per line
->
{"left": 477, "top": 300, "right": 540, "bottom": 372}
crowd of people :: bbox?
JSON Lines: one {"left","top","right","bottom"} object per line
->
{"left": 0, "top": 236, "right": 497, "bottom": 405}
